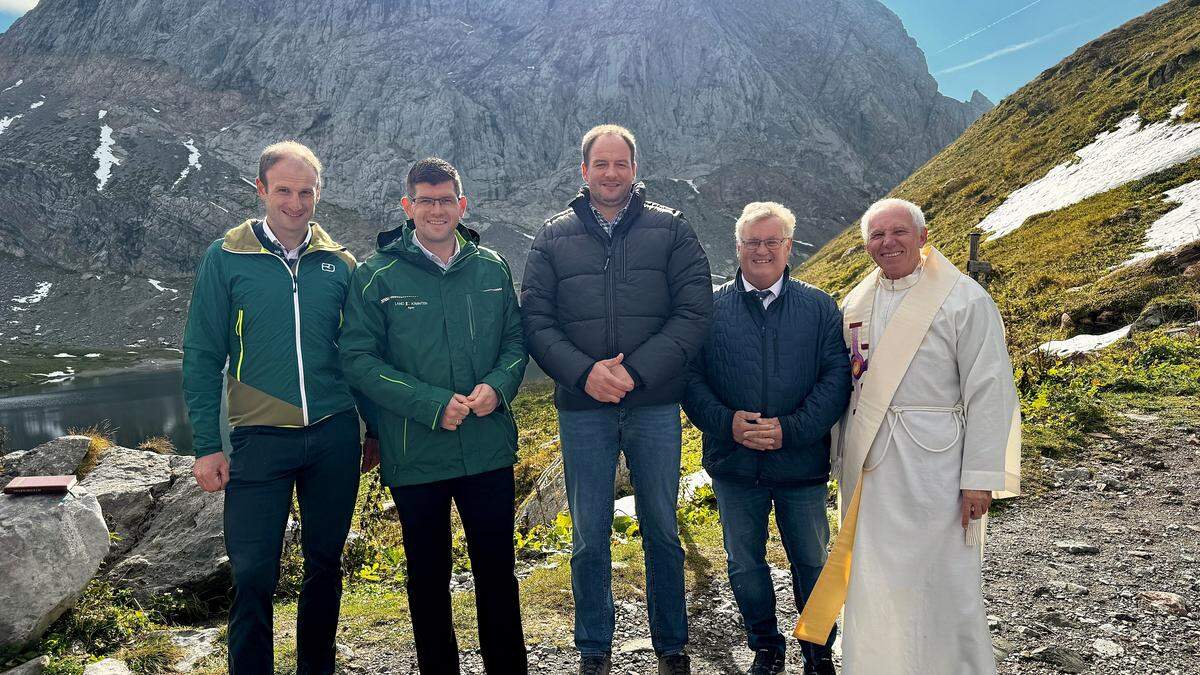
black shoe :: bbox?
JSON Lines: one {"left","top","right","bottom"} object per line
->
{"left": 748, "top": 647, "right": 786, "bottom": 674}
{"left": 658, "top": 651, "right": 691, "bottom": 675}
{"left": 579, "top": 653, "right": 611, "bottom": 675}
{"left": 800, "top": 640, "right": 836, "bottom": 675}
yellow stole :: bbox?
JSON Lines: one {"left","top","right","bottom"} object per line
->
{"left": 793, "top": 246, "right": 1021, "bottom": 643}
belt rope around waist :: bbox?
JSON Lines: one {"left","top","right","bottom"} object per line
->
{"left": 863, "top": 403, "right": 965, "bottom": 472}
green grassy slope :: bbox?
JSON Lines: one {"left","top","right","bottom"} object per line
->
{"left": 797, "top": 0, "right": 1200, "bottom": 349}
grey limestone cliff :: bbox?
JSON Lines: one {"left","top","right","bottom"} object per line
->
{"left": 0, "top": 0, "right": 988, "bottom": 343}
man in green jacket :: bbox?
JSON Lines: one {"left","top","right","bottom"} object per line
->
{"left": 182, "top": 141, "right": 371, "bottom": 675}
{"left": 340, "top": 157, "right": 529, "bottom": 674}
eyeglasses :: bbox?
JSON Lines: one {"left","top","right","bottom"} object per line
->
{"left": 738, "top": 238, "right": 788, "bottom": 250}
{"left": 412, "top": 197, "right": 459, "bottom": 208}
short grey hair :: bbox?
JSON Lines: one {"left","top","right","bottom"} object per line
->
{"left": 860, "top": 198, "right": 926, "bottom": 240}
{"left": 735, "top": 201, "right": 796, "bottom": 241}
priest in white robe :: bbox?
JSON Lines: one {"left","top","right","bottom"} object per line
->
{"left": 794, "top": 198, "right": 1020, "bottom": 675}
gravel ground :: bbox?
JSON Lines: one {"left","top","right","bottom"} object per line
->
{"left": 343, "top": 412, "right": 1200, "bottom": 674}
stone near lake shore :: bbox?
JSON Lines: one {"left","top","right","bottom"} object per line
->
{"left": 0, "top": 436, "right": 92, "bottom": 484}
{"left": 0, "top": 489, "right": 109, "bottom": 650}
{"left": 103, "top": 454, "right": 229, "bottom": 605}
{"left": 78, "top": 446, "right": 176, "bottom": 559}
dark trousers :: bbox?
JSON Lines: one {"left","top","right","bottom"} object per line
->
{"left": 711, "top": 476, "right": 837, "bottom": 659}
{"left": 389, "top": 466, "right": 527, "bottom": 674}
{"left": 224, "top": 410, "right": 361, "bottom": 675}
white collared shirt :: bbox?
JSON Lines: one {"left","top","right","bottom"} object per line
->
{"left": 413, "top": 231, "right": 461, "bottom": 271}
{"left": 261, "top": 217, "right": 312, "bottom": 263}
{"left": 744, "top": 273, "right": 786, "bottom": 308}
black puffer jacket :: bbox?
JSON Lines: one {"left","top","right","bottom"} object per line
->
{"left": 521, "top": 183, "right": 713, "bottom": 410}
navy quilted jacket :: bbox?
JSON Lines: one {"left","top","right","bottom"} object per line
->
{"left": 682, "top": 271, "right": 851, "bottom": 487}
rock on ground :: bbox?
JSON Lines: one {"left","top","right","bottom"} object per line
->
{"left": 0, "top": 436, "right": 92, "bottom": 483}
{"left": 78, "top": 446, "right": 174, "bottom": 559}
{"left": 103, "top": 455, "right": 228, "bottom": 605}
{"left": 148, "top": 627, "right": 222, "bottom": 672}
{"left": 81, "top": 659, "right": 131, "bottom": 675}
{"left": 1, "top": 655, "right": 51, "bottom": 675}
{"left": 517, "top": 452, "right": 634, "bottom": 530}
{"left": 0, "top": 489, "right": 109, "bottom": 650}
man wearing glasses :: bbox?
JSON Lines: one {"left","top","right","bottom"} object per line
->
{"left": 683, "top": 202, "right": 849, "bottom": 675}
{"left": 340, "top": 157, "right": 528, "bottom": 673}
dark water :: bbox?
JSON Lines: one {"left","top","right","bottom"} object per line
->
{"left": 0, "top": 361, "right": 550, "bottom": 454}
{"left": 0, "top": 365, "right": 207, "bottom": 454}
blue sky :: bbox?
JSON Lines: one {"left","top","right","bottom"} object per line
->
{"left": 0, "top": 0, "right": 1171, "bottom": 103}
{"left": 884, "top": 0, "right": 1168, "bottom": 102}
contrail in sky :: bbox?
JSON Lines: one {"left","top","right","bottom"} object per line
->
{"left": 936, "top": 19, "right": 1089, "bottom": 75}
{"left": 935, "top": 0, "right": 1049, "bottom": 55}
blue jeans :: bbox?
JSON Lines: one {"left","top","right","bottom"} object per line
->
{"left": 558, "top": 403, "right": 688, "bottom": 656}
{"left": 711, "top": 476, "right": 836, "bottom": 655}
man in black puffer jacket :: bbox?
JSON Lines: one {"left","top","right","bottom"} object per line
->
{"left": 683, "top": 202, "right": 849, "bottom": 675}
{"left": 522, "top": 124, "right": 712, "bottom": 675}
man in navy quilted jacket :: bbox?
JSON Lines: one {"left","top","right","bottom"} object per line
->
{"left": 683, "top": 202, "right": 850, "bottom": 675}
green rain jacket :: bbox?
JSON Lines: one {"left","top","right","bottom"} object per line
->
{"left": 182, "top": 219, "right": 359, "bottom": 457}
{"left": 340, "top": 223, "right": 527, "bottom": 487}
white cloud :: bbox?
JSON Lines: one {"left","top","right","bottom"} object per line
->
{"left": 0, "top": 1, "right": 38, "bottom": 14}
{"left": 937, "top": 20, "right": 1089, "bottom": 75}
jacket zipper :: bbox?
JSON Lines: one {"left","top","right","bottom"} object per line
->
{"left": 466, "top": 294, "right": 476, "bottom": 340}
{"left": 604, "top": 243, "right": 617, "bottom": 356}
{"left": 273, "top": 254, "right": 310, "bottom": 426}
{"left": 757, "top": 317, "right": 769, "bottom": 485}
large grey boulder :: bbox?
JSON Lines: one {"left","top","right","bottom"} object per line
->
{"left": 0, "top": 436, "right": 92, "bottom": 484}
{"left": 0, "top": 490, "right": 109, "bottom": 650}
{"left": 517, "top": 451, "right": 632, "bottom": 530}
{"left": 103, "top": 455, "right": 229, "bottom": 604}
{"left": 78, "top": 446, "right": 174, "bottom": 558}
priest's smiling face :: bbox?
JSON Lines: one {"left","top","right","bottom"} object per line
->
{"left": 865, "top": 204, "right": 927, "bottom": 279}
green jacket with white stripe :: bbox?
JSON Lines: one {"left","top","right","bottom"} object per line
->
{"left": 339, "top": 222, "right": 527, "bottom": 487}
{"left": 182, "top": 219, "right": 359, "bottom": 457}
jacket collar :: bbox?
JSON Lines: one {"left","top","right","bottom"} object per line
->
{"left": 221, "top": 219, "right": 345, "bottom": 255}
{"left": 376, "top": 220, "right": 481, "bottom": 272}
{"left": 735, "top": 266, "right": 792, "bottom": 298}
{"left": 569, "top": 182, "right": 647, "bottom": 236}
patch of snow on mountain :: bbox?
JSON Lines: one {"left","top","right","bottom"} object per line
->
{"left": 148, "top": 279, "right": 178, "bottom": 293}
{"left": 94, "top": 124, "right": 120, "bottom": 191}
{"left": 12, "top": 282, "right": 51, "bottom": 305}
{"left": 977, "top": 101, "right": 1200, "bottom": 239}
{"left": 1, "top": 79, "right": 22, "bottom": 93}
{"left": 28, "top": 100, "right": 43, "bottom": 109}
{"left": 1039, "top": 325, "right": 1131, "bottom": 358}
{"left": 0, "top": 114, "right": 23, "bottom": 136}
{"left": 1126, "top": 180, "right": 1200, "bottom": 264}
{"left": 172, "top": 138, "right": 202, "bottom": 189}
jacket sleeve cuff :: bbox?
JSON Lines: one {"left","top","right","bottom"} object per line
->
{"left": 194, "top": 445, "right": 224, "bottom": 458}
{"left": 481, "top": 371, "right": 517, "bottom": 410}
{"left": 423, "top": 387, "right": 457, "bottom": 430}
{"left": 960, "top": 470, "right": 1006, "bottom": 492}
{"left": 623, "top": 363, "right": 645, "bottom": 389}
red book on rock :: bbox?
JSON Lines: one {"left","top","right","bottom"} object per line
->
{"left": 2, "top": 475, "right": 78, "bottom": 494}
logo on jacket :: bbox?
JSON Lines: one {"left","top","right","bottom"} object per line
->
{"left": 381, "top": 295, "right": 428, "bottom": 310}
{"left": 321, "top": 262, "right": 336, "bottom": 273}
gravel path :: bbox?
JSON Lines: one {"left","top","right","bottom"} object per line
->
{"left": 347, "top": 413, "right": 1200, "bottom": 674}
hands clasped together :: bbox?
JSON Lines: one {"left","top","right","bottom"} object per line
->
{"left": 440, "top": 382, "right": 500, "bottom": 431}
{"left": 732, "top": 410, "right": 783, "bottom": 451}
{"left": 583, "top": 353, "right": 636, "bottom": 403}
